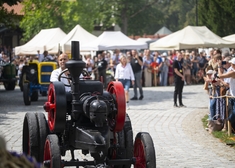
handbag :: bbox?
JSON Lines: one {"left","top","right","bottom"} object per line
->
{"left": 208, "top": 116, "right": 224, "bottom": 133}
{"left": 147, "top": 67, "right": 152, "bottom": 73}
{"left": 220, "top": 86, "right": 226, "bottom": 96}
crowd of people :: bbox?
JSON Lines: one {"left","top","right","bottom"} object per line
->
{"left": 203, "top": 49, "right": 235, "bottom": 133}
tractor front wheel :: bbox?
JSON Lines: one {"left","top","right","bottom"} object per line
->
{"left": 134, "top": 132, "right": 156, "bottom": 168}
{"left": 23, "top": 83, "right": 31, "bottom": 105}
{"left": 44, "top": 134, "right": 61, "bottom": 168}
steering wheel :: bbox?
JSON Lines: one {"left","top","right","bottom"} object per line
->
{"left": 58, "top": 68, "right": 71, "bottom": 87}
{"left": 58, "top": 68, "right": 91, "bottom": 87}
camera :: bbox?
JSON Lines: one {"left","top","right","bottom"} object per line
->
{"left": 212, "top": 73, "right": 219, "bottom": 83}
{"left": 222, "top": 61, "right": 227, "bottom": 65}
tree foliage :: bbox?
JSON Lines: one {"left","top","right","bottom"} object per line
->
{"left": 18, "top": 0, "right": 235, "bottom": 42}
{"left": 198, "top": 0, "right": 235, "bottom": 37}
{"left": 0, "top": 0, "right": 21, "bottom": 28}
{"left": 20, "top": 0, "right": 98, "bottom": 42}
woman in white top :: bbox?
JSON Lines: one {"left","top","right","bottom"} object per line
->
{"left": 115, "top": 55, "right": 135, "bottom": 107}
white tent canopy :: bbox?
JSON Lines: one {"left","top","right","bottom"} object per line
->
{"left": 222, "top": 34, "right": 235, "bottom": 42}
{"left": 81, "top": 31, "right": 148, "bottom": 51}
{"left": 15, "top": 27, "right": 66, "bottom": 55}
{"left": 150, "top": 26, "right": 235, "bottom": 50}
{"left": 136, "top": 38, "right": 152, "bottom": 43}
{"left": 59, "top": 24, "right": 97, "bottom": 53}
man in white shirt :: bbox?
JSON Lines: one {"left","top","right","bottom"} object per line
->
{"left": 50, "top": 53, "right": 71, "bottom": 92}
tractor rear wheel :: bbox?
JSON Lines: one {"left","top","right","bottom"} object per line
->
{"left": 117, "top": 114, "right": 133, "bottom": 168}
{"left": 31, "top": 91, "right": 39, "bottom": 101}
{"left": 23, "top": 83, "right": 31, "bottom": 105}
{"left": 44, "top": 134, "right": 61, "bottom": 168}
{"left": 36, "top": 112, "right": 49, "bottom": 162}
{"left": 22, "top": 112, "right": 39, "bottom": 161}
{"left": 134, "top": 132, "right": 156, "bottom": 168}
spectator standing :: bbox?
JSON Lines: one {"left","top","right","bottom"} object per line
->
{"left": 37, "top": 50, "right": 44, "bottom": 62}
{"left": 198, "top": 51, "right": 208, "bottom": 76}
{"left": 190, "top": 51, "right": 199, "bottom": 83}
{"left": 42, "top": 50, "right": 56, "bottom": 62}
{"left": 17, "top": 59, "right": 25, "bottom": 84}
{"left": 160, "top": 52, "right": 170, "bottom": 86}
{"left": 173, "top": 51, "right": 186, "bottom": 107}
{"left": 92, "top": 56, "right": 99, "bottom": 80}
{"left": 168, "top": 54, "right": 174, "bottom": 86}
{"left": 97, "top": 52, "right": 108, "bottom": 88}
{"left": 115, "top": 55, "right": 135, "bottom": 109}
{"left": 85, "top": 54, "right": 94, "bottom": 75}
{"left": 111, "top": 49, "right": 121, "bottom": 75}
{"left": 130, "top": 49, "right": 144, "bottom": 100}
{"left": 143, "top": 49, "right": 153, "bottom": 87}
{"left": 183, "top": 53, "right": 192, "bottom": 85}
{"left": 154, "top": 51, "right": 163, "bottom": 86}
{"left": 150, "top": 56, "right": 159, "bottom": 86}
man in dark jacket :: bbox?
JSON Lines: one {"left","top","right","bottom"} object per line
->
{"left": 173, "top": 51, "right": 186, "bottom": 107}
{"left": 130, "top": 49, "right": 144, "bottom": 100}
{"left": 97, "top": 51, "right": 108, "bottom": 88}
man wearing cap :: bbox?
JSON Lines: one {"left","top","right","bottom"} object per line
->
{"left": 204, "top": 69, "right": 216, "bottom": 120}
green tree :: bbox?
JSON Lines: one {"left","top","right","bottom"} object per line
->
{"left": 95, "top": 0, "right": 161, "bottom": 35}
{"left": 198, "top": 0, "right": 235, "bottom": 37}
{"left": 20, "top": 0, "right": 98, "bottom": 42}
{"left": 155, "top": 0, "right": 196, "bottom": 32}
{"left": 0, "top": 0, "right": 21, "bottom": 28}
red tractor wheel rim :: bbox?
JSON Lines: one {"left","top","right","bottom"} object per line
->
{"left": 47, "top": 84, "right": 56, "bottom": 132}
{"left": 44, "top": 139, "right": 51, "bottom": 165}
{"left": 134, "top": 139, "right": 146, "bottom": 168}
{"left": 107, "top": 81, "right": 126, "bottom": 132}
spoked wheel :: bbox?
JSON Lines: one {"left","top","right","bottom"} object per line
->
{"left": 43, "top": 82, "right": 67, "bottom": 133}
{"left": 36, "top": 112, "right": 49, "bottom": 162}
{"left": 23, "top": 83, "right": 31, "bottom": 105}
{"left": 31, "top": 91, "right": 39, "bottom": 101}
{"left": 107, "top": 81, "right": 126, "bottom": 132}
{"left": 134, "top": 132, "right": 156, "bottom": 168}
{"left": 44, "top": 134, "right": 61, "bottom": 168}
{"left": 117, "top": 114, "right": 133, "bottom": 168}
{"left": 22, "top": 112, "right": 39, "bottom": 161}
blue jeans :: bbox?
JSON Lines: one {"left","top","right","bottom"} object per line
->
{"left": 119, "top": 79, "right": 131, "bottom": 91}
{"left": 209, "top": 98, "right": 216, "bottom": 120}
{"left": 228, "top": 98, "right": 235, "bottom": 123}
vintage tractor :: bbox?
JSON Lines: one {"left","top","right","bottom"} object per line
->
{"left": 22, "top": 41, "right": 156, "bottom": 167}
{"left": 0, "top": 61, "right": 17, "bottom": 90}
{"left": 19, "top": 60, "right": 57, "bottom": 105}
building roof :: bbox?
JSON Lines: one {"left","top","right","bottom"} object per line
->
{"left": 3, "top": 2, "right": 24, "bottom": 15}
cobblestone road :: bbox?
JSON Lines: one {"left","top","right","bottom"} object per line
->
{"left": 0, "top": 84, "right": 235, "bottom": 167}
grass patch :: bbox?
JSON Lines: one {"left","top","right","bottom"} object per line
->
{"left": 202, "top": 115, "right": 235, "bottom": 147}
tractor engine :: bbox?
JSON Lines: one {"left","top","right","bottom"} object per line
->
{"left": 80, "top": 92, "right": 109, "bottom": 127}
